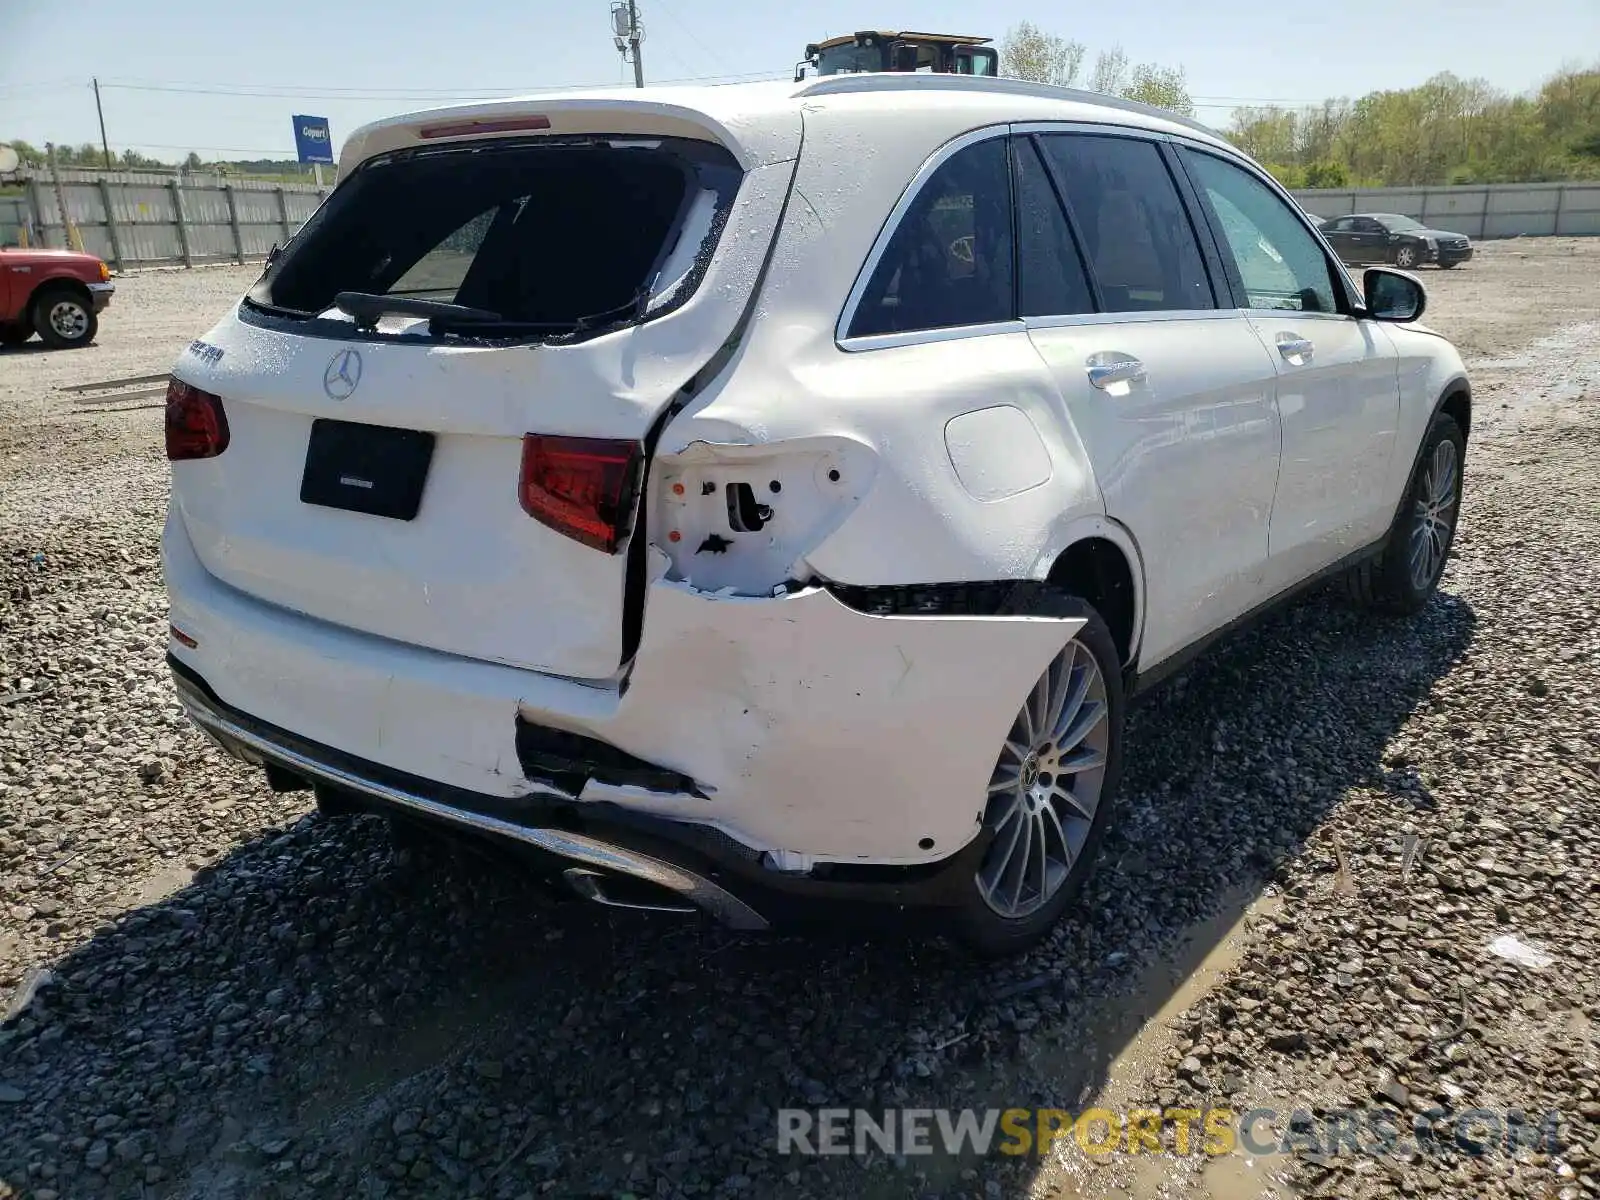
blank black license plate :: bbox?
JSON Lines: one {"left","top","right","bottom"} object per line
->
{"left": 299, "top": 419, "right": 435, "bottom": 521}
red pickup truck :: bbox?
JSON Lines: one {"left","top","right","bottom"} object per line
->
{"left": 0, "top": 246, "right": 115, "bottom": 349}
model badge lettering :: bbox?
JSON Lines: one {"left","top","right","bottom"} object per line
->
{"left": 339, "top": 476, "right": 375, "bottom": 489}
{"left": 186, "top": 339, "right": 224, "bottom": 365}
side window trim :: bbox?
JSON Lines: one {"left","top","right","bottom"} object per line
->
{"left": 1169, "top": 140, "right": 1362, "bottom": 317}
{"left": 1022, "top": 133, "right": 1105, "bottom": 314}
{"left": 1156, "top": 139, "right": 1239, "bottom": 311}
{"left": 836, "top": 124, "right": 1021, "bottom": 350}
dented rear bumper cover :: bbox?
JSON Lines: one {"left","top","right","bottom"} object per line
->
{"left": 165, "top": 506, "right": 1080, "bottom": 895}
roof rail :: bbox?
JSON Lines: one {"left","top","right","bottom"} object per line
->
{"left": 793, "top": 72, "right": 1221, "bottom": 140}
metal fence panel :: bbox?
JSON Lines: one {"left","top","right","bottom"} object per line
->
{"left": 187, "top": 222, "right": 241, "bottom": 260}
{"left": 285, "top": 193, "right": 322, "bottom": 225}
{"left": 239, "top": 223, "right": 282, "bottom": 257}
{"left": 120, "top": 222, "right": 185, "bottom": 264}
{"left": 183, "top": 187, "right": 233, "bottom": 225}
{"left": 0, "top": 197, "right": 28, "bottom": 243}
{"left": 1294, "top": 181, "right": 1600, "bottom": 240}
{"left": 1560, "top": 185, "right": 1600, "bottom": 237}
{"left": 231, "top": 190, "right": 280, "bottom": 224}
{"left": 18, "top": 170, "right": 1592, "bottom": 270}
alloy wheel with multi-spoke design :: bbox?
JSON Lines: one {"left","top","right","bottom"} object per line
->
{"left": 48, "top": 300, "right": 90, "bottom": 342}
{"left": 976, "top": 638, "right": 1111, "bottom": 920}
{"left": 1408, "top": 436, "right": 1459, "bottom": 590}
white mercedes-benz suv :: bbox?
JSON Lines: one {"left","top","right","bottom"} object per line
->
{"left": 163, "top": 74, "right": 1468, "bottom": 956}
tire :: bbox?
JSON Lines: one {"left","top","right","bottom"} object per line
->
{"left": 947, "top": 592, "right": 1126, "bottom": 958}
{"left": 31, "top": 285, "right": 98, "bottom": 349}
{"left": 1344, "top": 411, "right": 1465, "bottom": 615}
{"left": 1392, "top": 243, "right": 1420, "bottom": 270}
{"left": 0, "top": 324, "right": 32, "bottom": 347}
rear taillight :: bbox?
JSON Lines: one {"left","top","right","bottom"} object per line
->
{"left": 164, "top": 378, "right": 230, "bottom": 461}
{"left": 518, "top": 435, "right": 641, "bottom": 553}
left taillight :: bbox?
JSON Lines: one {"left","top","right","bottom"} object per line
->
{"left": 165, "top": 378, "right": 230, "bottom": 461}
{"left": 518, "top": 434, "right": 642, "bottom": 553}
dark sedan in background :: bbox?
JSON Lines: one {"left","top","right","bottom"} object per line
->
{"left": 1320, "top": 213, "right": 1474, "bottom": 269}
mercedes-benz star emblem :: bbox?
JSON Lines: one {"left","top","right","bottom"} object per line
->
{"left": 323, "top": 348, "right": 362, "bottom": 400}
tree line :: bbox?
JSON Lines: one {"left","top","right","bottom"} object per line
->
{"left": 1228, "top": 65, "right": 1600, "bottom": 188}
{"left": 1000, "top": 23, "right": 1600, "bottom": 188}
{"left": 1000, "top": 22, "right": 1195, "bottom": 115}
{"left": 1, "top": 140, "right": 308, "bottom": 180}
{"left": 10, "top": 49, "right": 1600, "bottom": 191}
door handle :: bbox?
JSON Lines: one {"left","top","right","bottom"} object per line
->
{"left": 1275, "top": 334, "right": 1314, "bottom": 362}
{"left": 1085, "top": 354, "right": 1147, "bottom": 391}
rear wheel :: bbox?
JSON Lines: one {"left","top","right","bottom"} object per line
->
{"left": 949, "top": 595, "right": 1124, "bottom": 958}
{"left": 32, "top": 285, "right": 97, "bottom": 349}
{"left": 1345, "top": 411, "right": 1464, "bottom": 614}
{"left": 1392, "top": 243, "right": 1420, "bottom": 269}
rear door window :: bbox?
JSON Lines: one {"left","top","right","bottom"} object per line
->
{"left": 1014, "top": 136, "right": 1095, "bottom": 318}
{"left": 1035, "top": 134, "right": 1215, "bottom": 313}
{"left": 847, "top": 137, "right": 1014, "bottom": 339}
{"left": 246, "top": 138, "right": 742, "bottom": 342}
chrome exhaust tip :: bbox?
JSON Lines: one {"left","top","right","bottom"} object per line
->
{"left": 562, "top": 867, "right": 699, "bottom": 916}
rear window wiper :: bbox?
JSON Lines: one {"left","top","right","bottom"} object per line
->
{"left": 333, "top": 291, "right": 504, "bottom": 330}
{"left": 546, "top": 287, "right": 653, "bottom": 341}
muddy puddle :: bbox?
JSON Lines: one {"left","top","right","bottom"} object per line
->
{"left": 1032, "top": 889, "right": 1293, "bottom": 1200}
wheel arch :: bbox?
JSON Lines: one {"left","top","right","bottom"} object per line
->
{"left": 1038, "top": 518, "right": 1144, "bottom": 670}
{"left": 1385, "top": 374, "right": 1471, "bottom": 530}
{"left": 28, "top": 274, "right": 93, "bottom": 318}
{"left": 1436, "top": 376, "right": 1471, "bottom": 442}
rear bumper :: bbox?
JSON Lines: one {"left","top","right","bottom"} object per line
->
{"left": 170, "top": 653, "right": 1000, "bottom": 930}
{"left": 163, "top": 503, "right": 1079, "bottom": 877}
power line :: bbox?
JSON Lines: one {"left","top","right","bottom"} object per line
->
{"left": 650, "top": 0, "right": 740, "bottom": 76}
{"left": 96, "top": 67, "right": 791, "bottom": 102}
{"left": 112, "top": 142, "right": 299, "bottom": 155}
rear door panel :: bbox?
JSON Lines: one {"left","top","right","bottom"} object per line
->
{"left": 1023, "top": 130, "right": 1283, "bottom": 668}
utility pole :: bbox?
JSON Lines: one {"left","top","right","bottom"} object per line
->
{"left": 611, "top": 0, "right": 645, "bottom": 87}
{"left": 628, "top": 0, "right": 644, "bottom": 88}
{"left": 92, "top": 77, "right": 112, "bottom": 169}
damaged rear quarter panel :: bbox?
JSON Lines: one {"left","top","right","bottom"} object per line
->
{"left": 596, "top": 577, "right": 1084, "bottom": 863}
{"left": 656, "top": 101, "right": 1106, "bottom": 594}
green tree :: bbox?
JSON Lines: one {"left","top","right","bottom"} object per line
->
{"left": 3, "top": 139, "right": 44, "bottom": 166}
{"left": 1000, "top": 21, "right": 1086, "bottom": 87}
{"left": 1303, "top": 160, "right": 1349, "bottom": 188}
{"left": 998, "top": 26, "right": 1194, "bottom": 115}
{"left": 1089, "top": 47, "right": 1129, "bottom": 95}
{"left": 1123, "top": 63, "right": 1193, "bottom": 116}
{"left": 1226, "top": 61, "right": 1600, "bottom": 187}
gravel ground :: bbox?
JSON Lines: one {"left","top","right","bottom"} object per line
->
{"left": 1, "top": 242, "right": 1598, "bottom": 1200}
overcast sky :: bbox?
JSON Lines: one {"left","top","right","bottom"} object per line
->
{"left": 2, "top": 0, "right": 1594, "bottom": 162}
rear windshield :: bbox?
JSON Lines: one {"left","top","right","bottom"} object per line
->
{"left": 245, "top": 136, "right": 742, "bottom": 342}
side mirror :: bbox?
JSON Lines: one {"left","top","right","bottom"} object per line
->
{"left": 1364, "top": 268, "right": 1426, "bottom": 323}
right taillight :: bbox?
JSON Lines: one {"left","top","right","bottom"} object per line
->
{"left": 165, "top": 378, "right": 229, "bottom": 460}
{"left": 518, "top": 434, "right": 641, "bottom": 553}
